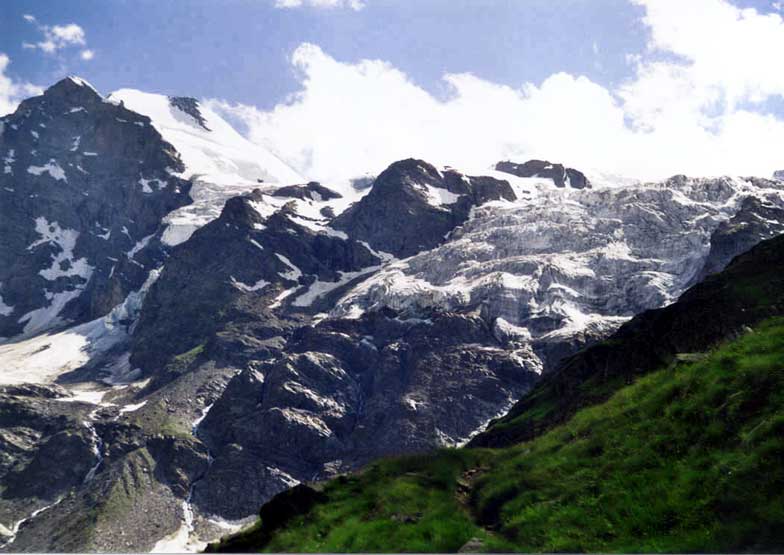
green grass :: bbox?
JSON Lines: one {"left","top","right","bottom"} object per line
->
{"left": 254, "top": 450, "right": 499, "bottom": 553}
{"left": 218, "top": 318, "right": 784, "bottom": 553}
{"left": 171, "top": 343, "right": 205, "bottom": 365}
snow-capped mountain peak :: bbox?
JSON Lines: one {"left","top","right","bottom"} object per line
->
{"left": 107, "top": 88, "right": 302, "bottom": 186}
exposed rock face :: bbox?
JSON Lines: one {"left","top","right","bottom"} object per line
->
{"left": 333, "top": 175, "right": 784, "bottom": 371}
{"left": 773, "top": 169, "right": 784, "bottom": 181}
{"left": 0, "top": 384, "right": 95, "bottom": 549}
{"left": 472, "top": 231, "right": 784, "bottom": 449}
{"left": 123, "top": 176, "right": 537, "bottom": 523}
{"left": 0, "top": 361, "right": 235, "bottom": 552}
{"left": 196, "top": 309, "right": 538, "bottom": 518}
{"left": 272, "top": 181, "right": 342, "bottom": 201}
{"left": 0, "top": 77, "right": 191, "bottom": 339}
{"left": 495, "top": 159, "right": 590, "bottom": 189}
{"left": 130, "top": 189, "right": 379, "bottom": 372}
{"left": 696, "top": 195, "right": 784, "bottom": 280}
{"left": 3, "top": 77, "right": 784, "bottom": 553}
{"left": 168, "top": 97, "right": 210, "bottom": 131}
{"left": 332, "top": 159, "right": 516, "bottom": 258}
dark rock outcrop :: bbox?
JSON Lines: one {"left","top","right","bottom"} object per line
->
{"left": 332, "top": 159, "right": 515, "bottom": 258}
{"left": 0, "top": 77, "right": 191, "bottom": 338}
{"left": 205, "top": 484, "right": 327, "bottom": 553}
{"left": 130, "top": 189, "right": 379, "bottom": 374}
{"left": 168, "top": 96, "right": 210, "bottom": 131}
{"left": 697, "top": 196, "right": 784, "bottom": 280}
{"left": 495, "top": 159, "right": 590, "bottom": 189}
{"left": 272, "top": 181, "right": 342, "bottom": 201}
{"left": 0, "top": 384, "right": 95, "bottom": 534}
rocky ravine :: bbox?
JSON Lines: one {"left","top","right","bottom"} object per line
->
{"left": 2, "top": 77, "right": 784, "bottom": 552}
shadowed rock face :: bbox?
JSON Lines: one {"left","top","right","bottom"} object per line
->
{"left": 168, "top": 96, "right": 210, "bottom": 131}
{"left": 195, "top": 309, "right": 539, "bottom": 519}
{"left": 129, "top": 189, "right": 379, "bottom": 374}
{"left": 332, "top": 158, "right": 516, "bottom": 258}
{"left": 0, "top": 385, "right": 95, "bottom": 533}
{"left": 0, "top": 77, "right": 191, "bottom": 339}
{"left": 495, "top": 159, "right": 590, "bottom": 189}
{"left": 272, "top": 181, "right": 343, "bottom": 201}
{"left": 121, "top": 172, "right": 536, "bottom": 524}
{"left": 696, "top": 195, "right": 784, "bottom": 281}
{"left": 773, "top": 169, "right": 784, "bottom": 180}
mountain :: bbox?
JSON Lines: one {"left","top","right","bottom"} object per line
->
{"left": 209, "top": 232, "right": 784, "bottom": 553}
{"left": 331, "top": 159, "right": 516, "bottom": 258}
{"left": 2, "top": 77, "right": 784, "bottom": 552}
{"left": 471, "top": 229, "right": 784, "bottom": 448}
{"left": 495, "top": 159, "right": 590, "bottom": 189}
{"left": 0, "top": 77, "right": 191, "bottom": 340}
{"left": 331, "top": 172, "right": 784, "bottom": 371}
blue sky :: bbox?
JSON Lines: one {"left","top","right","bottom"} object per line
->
{"left": 2, "top": 0, "right": 653, "bottom": 105}
{"left": 2, "top": 0, "right": 784, "bottom": 181}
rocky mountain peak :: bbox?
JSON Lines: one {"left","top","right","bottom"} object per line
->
{"left": 774, "top": 169, "right": 784, "bottom": 180}
{"left": 379, "top": 158, "right": 443, "bottom": 184}
{"left": 219, "top": 191, "right": 266, "bottom": 227}
{"left": 495, "top": 159, "right": 590, "bottom": 189}
{"left": 331, "top": 158, "right": 515, "bottom": 258}
{"left": 272, "top": 181, "right": 343, "bottom": 201}
{"left": 0, "top": 76, "right": 191, "bottom": 338}
{"left": 40, "top": 75, "right": 103, "bottom": 106}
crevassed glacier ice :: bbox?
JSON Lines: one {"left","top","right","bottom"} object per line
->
{"left": 333, "top": 175, "right": 784, "bottom": 358}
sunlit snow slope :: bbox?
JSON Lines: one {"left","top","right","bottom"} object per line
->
{"left": 108, "top": 89, "right": 304, "bottom": 245}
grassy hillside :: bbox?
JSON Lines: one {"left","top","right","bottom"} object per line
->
{"left": 210, "top": 318, "right": 784, "bottom": 553}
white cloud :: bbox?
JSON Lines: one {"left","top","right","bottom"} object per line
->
{"left": 50, "top": 24, "right": 86, "bottom": 46}
{"left": 80, "top": 49, "right": 95, "bottom": 61}
{"left": 210, "top": 0, "right": 784, "bottom": 186}
{"left": 210, "top": 0, "right": 784, "bottom": 183}
{"left": 0, "top": 53, "right": 44, "bottom": 117}
{"left": 22, "top": 15, "right": 88, "bottom": 55}
{"left": 631, "top": 0, "right": 784, "bottom": 111}
{"left": 274, "top": 0, "right": 364, "bottom": 10}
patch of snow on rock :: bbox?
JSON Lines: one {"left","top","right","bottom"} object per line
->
{"left": 27, "top": 159, "right": 67, "bottom": 181}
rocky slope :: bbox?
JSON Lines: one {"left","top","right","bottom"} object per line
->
{"left": 2, "top": 77, "right": 784, "bottom": 552}
{"left": 332, "top": 159, "right": 516, "bottom": 257}
{"left": 209, "top": 232, "right": 784, "bottom": 554}
{"left": 332, "top": 172, "right": 784, "bottom": 370}
{"left": 0, "top": 77, "right": 191, "bottom": 340}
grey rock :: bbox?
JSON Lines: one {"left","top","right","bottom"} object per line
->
{"left": 272, "top": 181, "right": 342, "bottom": 201}
{"left": 495, "top": 159, "right": 590, "bottom": 189}
{"left": 0, "top": 77, "right": 191, "bottom": 338}
{"left": 332, "top": 158, "right": 515, "bottom": 258}
{"left": 130, "top": 189, "right": 379, "bottom": 374}
{"left": 196, "top": 309, "right": 538, "bottom": 518}
{"left": 696, "top": 195, "right": 784, "bottom": 281}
